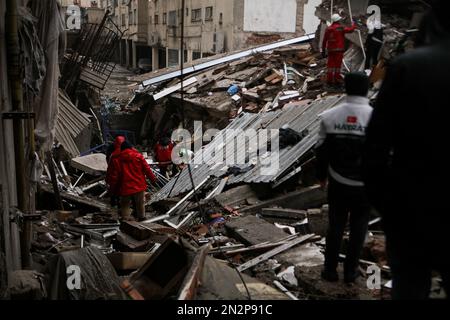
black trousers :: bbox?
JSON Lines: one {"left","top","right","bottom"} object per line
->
{"left": 365, "top": 38, "right": 382, "bottom": 69}
{"left": 383, "top": 212, "right": 450, "bottom": 299}
{"left": 324, "top": 178, "right": 371, "bottom": 275}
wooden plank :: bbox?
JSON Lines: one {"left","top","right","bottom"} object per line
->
{"left": 115, "top": 232, "right": 154, "bottom": 252}
{"left": 239, "top": 185, "right": 326, "bottom": 214}
{"left": 178, "top": 244, "right": 211, "bottom": 300}
{"left": 261, "top": 208, "right": 307, "bottom": 220}
{"left": 224, "top": 234, "right": 298, "bottom": 256}
{"left": 107, "top": 252, "right": 152, "bottom": 270}
{"left": 237, "top": 234, "right": 315, "bottom": 272}
{"left": 40, "top": 184, "right": 111, "bottom": 211}
{"left": 120, "top": 220, "right": 155, "bottom": 241}
{"left": 153, "top": 77, "right": 197, "bottom": 100}
{"left": 273, "top": 280, "right": 299, "bottom": 300}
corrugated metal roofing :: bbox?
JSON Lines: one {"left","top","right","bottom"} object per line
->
{"left": 148, "top": 95, "right": 344, "bottom": 204}
{"left": 55, "top": 89, "right": 91, "bottom": 157}
{"left": 137, "top": 33, "right": 315, "bottom": 87}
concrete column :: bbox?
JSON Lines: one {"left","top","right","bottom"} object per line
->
{"left": 152, "top": 46, "right": 159, "bottom": 71}
{"left": 166, "top": 47, "right": 169, "bottom": 68}
{"left": 132, "top": 41, "right": 137, "bottom": 69}
{"left": 188, "top": 49, "right": 193, "bottom": 63}
{"left": 126, "top": 40, "right": 130, "bottom": 67}
{"left": 119, "top": 40, "right": 123, "bottom": 65}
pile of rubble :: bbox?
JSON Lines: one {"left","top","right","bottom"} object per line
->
{"left": 16, "top": 0, "right": 446, "bottom": 300}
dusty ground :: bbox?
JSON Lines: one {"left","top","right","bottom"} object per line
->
{"left": 102, "top": 65, "right": 139, "bottom": 104}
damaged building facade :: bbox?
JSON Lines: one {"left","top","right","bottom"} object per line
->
{"left": 1, "top": 0, "right": 448, "bottom": 302}
{"left": 105, "top": 0, "right": 322, "bottom": 70}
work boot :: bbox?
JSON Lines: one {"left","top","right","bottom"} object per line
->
{"left": 321, "top": 268, "right": 339, "bottom": 282}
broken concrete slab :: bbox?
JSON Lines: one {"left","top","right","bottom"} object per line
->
{"left": 214, "top": 184, "right": 259, "bottom": 208}
{"left": 225, "top": 215, "right": 289, "bottom": 246}
{"left": 196, "top": 257, "right": 288, "bottom": 300}
{"left": 70, "top": 153, "right": 107, "bottom": 175}
{"left": 277, "top": 266, "right": 298, "bottom": 286}
{"left": 276, "top": 242, "right": 324, "bottom": 268}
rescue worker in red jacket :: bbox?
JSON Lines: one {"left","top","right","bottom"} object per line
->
{"left": 109, "top": 141, "right": 156, "bottom": 221}
{"left": 154, "top": 137, "right": 175, "bottom": 178}
{"left": 105, "top": 135, "right": 125, "bottom": 207}
{"left": 322, "top": 14, "right": 356, "bottom": 86}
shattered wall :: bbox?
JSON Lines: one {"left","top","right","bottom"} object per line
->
{"left": 232, "top": 0, "right": 307, "bottom": 50}
{"left": 303, "top": 0, "right": 322, "bottom": 34}
{"left": 243, "top": 0, "right": 298, "bottom": 33}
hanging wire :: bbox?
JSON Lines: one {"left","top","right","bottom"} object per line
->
{"left": 177, "top": 0, "right": 251, "bottom": 300}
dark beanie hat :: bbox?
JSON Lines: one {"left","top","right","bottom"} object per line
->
{"left": 120, "top": 141, "right": 133, "bottom": 151}
{"left": 161, "top": 137, "right": 171, "bottom": 146}
{"left": 345, "top": 72, "right": 369, "bottom": 97}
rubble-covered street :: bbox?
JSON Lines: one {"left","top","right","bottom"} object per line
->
{"left": 1, "top": 0, "right": 449, "bottom": 309}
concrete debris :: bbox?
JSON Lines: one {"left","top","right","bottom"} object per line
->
{"left": 11, "top": 0, "right": 432, "bottom": 300}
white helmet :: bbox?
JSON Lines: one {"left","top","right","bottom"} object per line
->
{"left": 331, "top": 13, "right": 342, "bottom": 23}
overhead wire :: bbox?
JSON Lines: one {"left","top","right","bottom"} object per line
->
{"left": 177, "top": 0, "right": 251, "bottom": 300}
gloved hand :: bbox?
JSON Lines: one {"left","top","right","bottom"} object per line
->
{"left": 321, "top": 50, "right": 327, "bottom": 59}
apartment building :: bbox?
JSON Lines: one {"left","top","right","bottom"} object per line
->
{"left": 105, "top": 0, "right": 151, "bottom": 68}
{"left": 59, "top": 0, "right": 103, "bottom": 7}
{"left": 103, "top": 0, "right": 321, "bottom": 70}
{"left": 148, "top": 0, "right": 321, "bottom": 70}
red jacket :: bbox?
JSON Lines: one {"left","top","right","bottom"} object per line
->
{"left": 109, "top": 148, "right": 156, "bottom": 197}
{"left": 106, "top": 136, "right": 126, "bottom": 195}
{"left": 154, "top": 142, "right": 175, "bottom": 168}
{"left": 322, "top": 22, "right": 356, "bottom": 52}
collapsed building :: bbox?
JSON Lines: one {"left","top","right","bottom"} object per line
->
{"left": 0, "top": 0, "right": 447, "bottom": 300}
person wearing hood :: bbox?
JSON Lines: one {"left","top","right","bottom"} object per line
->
{"left": 154, "top": 136, "right": 176, "bottom": 177}
{"left": 109, "top": 141, "right": 157, "bottom": 221}
{"left": 106, "top": 135, "right": 126, "bottom": 207}
{"left": 322, "top": 13, "right": 357, "bottom": 87}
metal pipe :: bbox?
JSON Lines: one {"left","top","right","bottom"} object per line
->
{"left": 72, "top": 172, "right": 85, "bottom": 188}
{"left": 46, "top": 151, "right": 64, "bottom": 211}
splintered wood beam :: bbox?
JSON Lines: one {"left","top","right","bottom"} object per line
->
{"left": 237, "top": 234, "right": 315, "bottom": 272}
{"left": 178, "top": 244, "right": 211, "bottom": 300}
